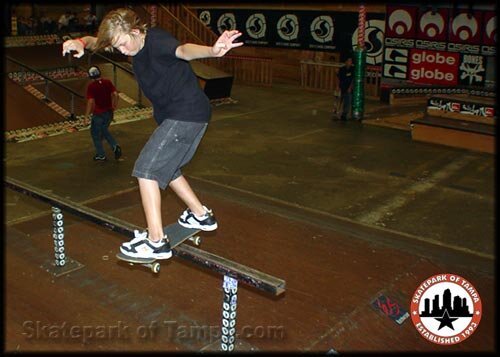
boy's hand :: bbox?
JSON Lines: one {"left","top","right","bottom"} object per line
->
{"left": 62, "top": 39, "right": 85, "bottom": 58}
{"left": 212, "top": 30, "right": 243, "bottom": 57}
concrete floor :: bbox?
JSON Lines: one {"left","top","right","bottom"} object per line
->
{"left": 4, "top": 43, "right": 495, "bottom": 352}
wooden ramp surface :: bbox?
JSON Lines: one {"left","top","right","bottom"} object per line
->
{"left": 5, "top": 187, "right": 494, "bottom": 352}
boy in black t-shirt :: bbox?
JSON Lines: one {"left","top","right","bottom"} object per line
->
{"left": 62, "top": 8, "right": 243, "bottom": 259}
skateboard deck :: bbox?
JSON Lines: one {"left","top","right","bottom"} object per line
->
{"left": 333, "top": 92, "right": 343, "bottom": 119}
{"left": 116, "top": 222, "right": 201, "bottom": 273}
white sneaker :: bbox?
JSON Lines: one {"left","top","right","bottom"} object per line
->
{"left": 178, "top": 206, "right": 218, "bottom": 231}
{"left": 120, "top": 230, "right": 172, "bottom": 259}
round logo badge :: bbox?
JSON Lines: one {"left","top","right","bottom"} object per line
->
{"left": 411, "top": 273, "right": 482, "bottom": 345}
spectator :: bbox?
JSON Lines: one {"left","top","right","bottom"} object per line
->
{"left": 84, "top": 9, "right": 97, "bottom": 34}
{"left": 336, "top": 56, "right": 354, "bottom": 121}
{"left": 58, "top": 11, "right": 70, "bottom": 32}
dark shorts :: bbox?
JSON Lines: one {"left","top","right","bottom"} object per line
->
{"left": 132, "top": 119, "right": 208, "bottom": 189}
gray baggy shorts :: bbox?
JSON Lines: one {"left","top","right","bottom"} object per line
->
{"left": 132, "top": 119, "right": 208, "bottom": 189}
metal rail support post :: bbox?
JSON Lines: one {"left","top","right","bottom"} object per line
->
{"left": 52, "top": 206, "right": 66, "bottom": 266}
{"left": 221, "top": 275, "right": 238, "bottom": 351}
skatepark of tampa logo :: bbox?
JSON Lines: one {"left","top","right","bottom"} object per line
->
{"left": 411, "top": 273, "right": 482, "bottom": 345}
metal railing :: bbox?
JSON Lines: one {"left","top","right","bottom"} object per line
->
{"left": 300, "top": 60, "right": 382, "bottom": 98}
{"left": 86, "top": 51, "right": 144, "bottom": 107}
{"left": 6, "top": 55, "right": 85, "bottom": 119}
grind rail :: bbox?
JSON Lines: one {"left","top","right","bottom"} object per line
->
{"left": 6, "top": 176, "right": 286, "bottom": 352}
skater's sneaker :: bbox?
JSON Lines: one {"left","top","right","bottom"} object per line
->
{"left": 120, "top": 229, "right": 172, "bottom": 259}
{"left": 178, "top": 206, "right": 218, "bottom": 231}
{"left": 113, "top": 145, "right": 122, "bottom": 160}
{"left": 93, "top": 154, "right": 106, "bottom": 161}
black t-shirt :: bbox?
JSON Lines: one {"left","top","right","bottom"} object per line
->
{"left": 132, "top": 27, "right": 211, "bottom": 125}
{"left": 337, "top": 65, "right": 354, "bottom": 92}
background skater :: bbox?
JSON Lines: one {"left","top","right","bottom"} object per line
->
{"left": 85, "top": 65, "right": 122, "bottom": 161}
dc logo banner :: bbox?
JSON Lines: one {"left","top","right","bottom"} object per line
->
{"left": 197, "top": 8, "right": 382, "bottom": 54}
{"left": 276, "top": 13, "right": 300, "bottom": 42}
{"left": 216, "top": 13, "right": 237, "bottom": 34}
{"left": 302, "top": 12, "right": 341, "bottom": 51}
{"left": 199, "top": 10, "right": 211, "bottom": 27}
{"left": 352, "top": 19, "right": 385, "bottom": 65}
{"left": 246, "top": 13, "right": 267, "bottom": 40}
{"left": 308, "top": 15, "right": 335, "bottom": 50}
{"left": 411, "top": 273, "right": 482, "bottom": 345}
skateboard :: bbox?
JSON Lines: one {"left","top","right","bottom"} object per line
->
{"left": 116, "top": 222, "right": 201, "bottom": 273}
{"left": 333, "top": 91, "right": 343, "bottom": 119}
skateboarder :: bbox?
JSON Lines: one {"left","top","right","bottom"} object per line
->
{"left": 62, "top": 8, "right": 243, "bottom": 259}
{"left": 85, "top": 65, "right": 122, "bottom": 161}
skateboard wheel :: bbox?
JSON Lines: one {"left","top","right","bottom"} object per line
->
{"left": 190, "top": 236, "right": 201, "bottom": 246}
{"left": 151, "top": 262, "right": 160, "bottom": 273}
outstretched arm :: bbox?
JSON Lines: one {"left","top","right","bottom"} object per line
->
{"left": 62, "top": 36, "right": 97, "bottom": 58}
{"left": 175, "top": 30, "right": 243, "bottom": 61}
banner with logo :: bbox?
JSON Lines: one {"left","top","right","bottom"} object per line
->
{"left": 408, "top": 49, "right": 460, "bottom": 85}
{"left": 428, "top": 96, "right": 495, "bottom": 118}
{"left": 382, "top": 5, "right": 495, "bottom": 86}
{"left": 411, "top": 273, "right": 482, "bottom": 346}
{"left": 197, "top": 9, "right": 386, "bottom": 65}
{"left": 447, "top": 9, "right": 483, "bottom": 55}
{"left": 481, "top": 11, "right": 496, "bottom": 56}
{"left": 415, "top": 7, "right": 449, "bottom": 48}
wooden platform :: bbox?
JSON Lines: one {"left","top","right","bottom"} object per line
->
{"left": 191, "top": 61, "right": 234, "bottom": 100}
{"left": 410, "top": 115, "right": 495, "bottom": 154}
{"left": 363, "top": 111, "right": 423, "bottom": 132}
